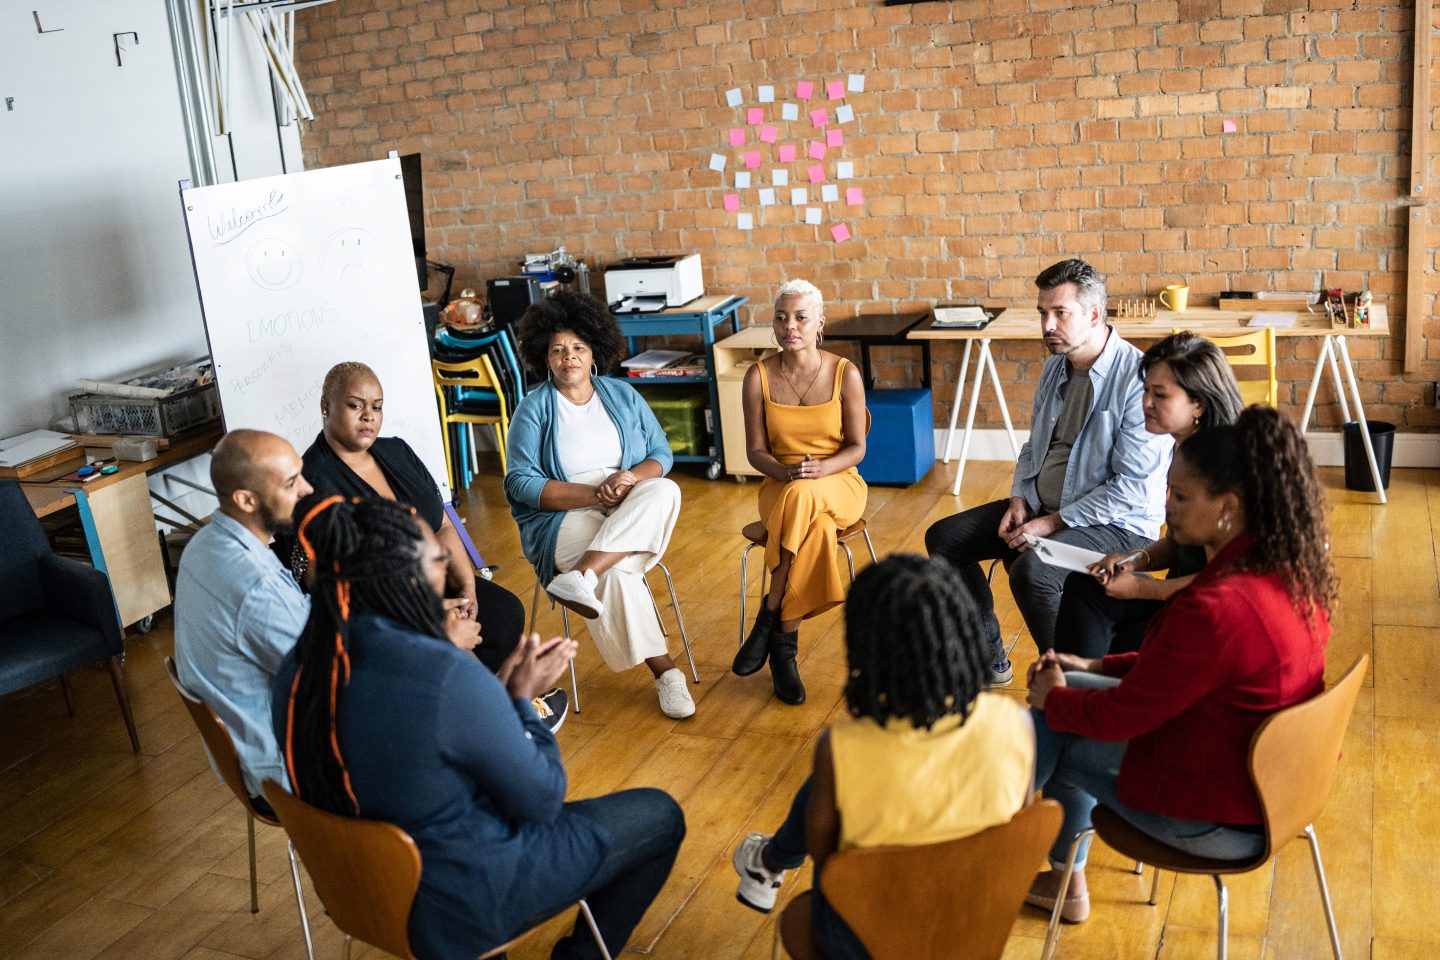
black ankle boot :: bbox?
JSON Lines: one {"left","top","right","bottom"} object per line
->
{"left": 732, "top": 605, "right": 777, "bottom": 676}
{"left": 768, "top": 629, "right": 805, "bottom": 705}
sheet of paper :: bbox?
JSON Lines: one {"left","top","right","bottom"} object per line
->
{"left": 1023, "top": 535, "right": 1106, "bottom": 574}
{"left": 0, "top": 435, "right": 75, "bottom": 467}
{"left": 790, "top": 187, "right": 808, "bottom": 205}
{"left": 836, "top": 104, "right": 854, "bottom": 124}
{"left": 773, "top": 169, "right": 789, "bottom": 186}
{"left": 1247, "top": 311, "right": 1297, "bottom": 328}
{"left": 836, "top": 161, "right": 854, "bottom": 179}
{"left": 805, "top": 207, "right": 822, "bottom": 225}
{"left": 747, "top": 107, "right": 763, "bottom": 125}
{"left": 848, "top": 73, "right": 865, "bottom": 93}
{"left": 846, "top": 187, "right": 863, "bottom": 205}
{"left": 826, "top": 128, "right": 844, "bottom": 148}
{"left": 782, "top": 103, "right": 798, "bottom": 121}
{"left": 821, "top": 183, "right": 839, "bottom": 202}
{"left": 778, "top": 144, "right": 797, "bottom": 163}
{"left": 0, "top": 428, "right": 72, "bottom": 451}
{"left": 810, "top": 108, "right": 829, "bottom": 127}
{"left": 831, "top": 223, "right": 851, "bottom": 243}
{"left": 807, "top": 163, "right": 826, "bottom": 183}
{"left": 729, "top": 127, "right": 745, "bottom": 146}
{"left": 759, "top": 124, "right": 778, "bottom": 143}
{"left": 808, "top": 141, "right": 826, "bottom": 160}
{"left": 723, "top": 194, "right": 740, "bottom": 212}
{"left": 737, "top": 212, "right": 753, "bottom": 230}
{"left": 708, "top": 153, "right": 727, "bottom": 172}
{"left": 726, "top": 88, "right": 743, "bottom": 107}
{"left": 735, "top": 171, "right": 751, "bottom": 188}
{"left": 932, "top": 305, "right": 991, "bottom": 327}
{"left": 1222, "top": 118, "right": 1238, "bottom": 133}
{"left": 827, "top": 80, "right": 845, "bottom": 100}
{"left": 758, "top": 85, "right": 775, "bottom": 103}
{"left": 796, "top": 81, "right": 814, "bottom": 99}
{"left": 744, "top": 150, "right": 762, "bottom": 169}
{"left": 759, "top": 188, "right": 776, "bottom": 206}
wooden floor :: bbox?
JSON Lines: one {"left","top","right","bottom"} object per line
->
{"left": 2, "top": 458, "right": 1437, "bottom": 960}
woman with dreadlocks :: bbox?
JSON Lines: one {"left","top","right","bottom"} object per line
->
{"left": 273, "top": 495, "right": 686, "bottom": 960}
{"left": 731, "top": 554, "right": 1035, "bottom": 959}
{"left": 1023, "top": 406, "right": 1334, "bottom": 924}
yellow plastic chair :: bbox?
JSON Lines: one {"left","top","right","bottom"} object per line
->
{"left": 1177, "top": 327, "right": 1278, "bottom": 408}
{"left": 433, "top": 353, "right": 510, "bottom": 481}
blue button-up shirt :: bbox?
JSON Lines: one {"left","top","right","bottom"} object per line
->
{"left": 174, "top": 510, "right": 310, "bottom": 797}
{"left": 1010, "top": 327, "right": 1170, "bottom": 539}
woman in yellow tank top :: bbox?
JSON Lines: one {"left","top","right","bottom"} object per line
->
{"left": 731, "top": 279, "right": 868, "bottom": 705}
{"left": 731, "top": 555, "right": 1037, "bottom": 959}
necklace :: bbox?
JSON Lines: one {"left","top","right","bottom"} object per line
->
{"left": 778, "top": 355, "right": 824, "bottom": 405}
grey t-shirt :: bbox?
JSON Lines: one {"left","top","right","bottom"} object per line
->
{"left": 1036, "top": 366, "right": 1094, "bottom": 515}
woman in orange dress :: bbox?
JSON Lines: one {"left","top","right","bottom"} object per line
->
{"left": 731, "top": 279, "right": 867, "bottom": 705}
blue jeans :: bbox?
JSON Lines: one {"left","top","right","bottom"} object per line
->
{"left": 518, "top": 788, "right": 685, "bottom": 960}
{"left": 768, "top": 779, "right": 871, "bottom": 960}
{"left": 1035, "top": 673, "right": 1265, "bottom": 868}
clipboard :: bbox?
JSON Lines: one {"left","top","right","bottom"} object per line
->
{"left": 1022, "top": 534, "right": 1105, "bottom": 574}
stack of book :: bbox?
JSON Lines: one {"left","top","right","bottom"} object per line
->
{"left": 0, "top": 430, "right": 84, "bottom": 479}
{"left": 622, "top": 349, "right": 708, "bottom": 378}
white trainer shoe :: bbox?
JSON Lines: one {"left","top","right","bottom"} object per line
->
{"left": 546, "top": 569, "right": 604, "bottom": 620}
{"left": 733, "top": 832, "right": 786, "bottom": 913}
{"left": 655, "top": 668, "right": 695, "bottom": 719}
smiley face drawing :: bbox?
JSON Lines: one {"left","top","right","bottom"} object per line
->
{"left": 246, "top": 237, "right": 303, "bottom": 290}
{"left": 321, "top": 227, "right": 384, "bottom": 293}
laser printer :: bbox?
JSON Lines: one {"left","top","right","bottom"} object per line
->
{"left": 604, "top": 254, "right": 705, "bottom": 314}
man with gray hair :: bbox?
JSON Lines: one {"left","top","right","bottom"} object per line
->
{"left": 926, "top": 259, "right": 1169, "bottom": 683}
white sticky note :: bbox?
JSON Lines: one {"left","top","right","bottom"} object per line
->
{"left": 737, "top": 212, "right": 753, "bottom": 230}
{"left": 758, "top": 85, "right": 774, "bottom": 103}
{"left": 836, "top": 161, "right": 854, "bottom": 179}
{"left": 836, "top": 104, "right": 855, "bottom": 124}
{"left": 821, "top": 183, "right": 839, "bottom": 203}
{"left": 759, "top": 188, "right": 776, "bottom": 206}
{"left": 773, "top": 169, "right": 789, "bottom": 186}
{"left": 725, "top": 88, "right": 743, "bottom": 107}
{"left": 781, "top": 103, "right": 799, "bottom": 121}
{"left": 791, "top": 187, "right": 809, "bottom": 205}
{"left": 805, "top": 207, "right": 822, "bottom": 225}
{"left": 709, "top": 153, "right": 727, "bottom": 172}
{"left": 847, "top": 73, "right": 865, "bottom": 93}
{"left": 735, "top": 171, "right": 751, "bottom": 188}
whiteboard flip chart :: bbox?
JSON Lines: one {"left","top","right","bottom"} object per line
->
{"left": 180, "top": 157, "right": 450, "bottom": 499}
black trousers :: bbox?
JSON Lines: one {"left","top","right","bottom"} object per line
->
{"left": 471, "top": 574, "right": 525, "bottom": 675}
{"left": 1052, "top": 571, "right": 1161, "bottom": 659}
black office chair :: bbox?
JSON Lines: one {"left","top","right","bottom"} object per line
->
{"left": 0, "top": 480, "right": 140, "bottom": 751}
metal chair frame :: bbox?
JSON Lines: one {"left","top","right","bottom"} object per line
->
{"left": 737, "top": 520, "right": 878, "bottom": 647}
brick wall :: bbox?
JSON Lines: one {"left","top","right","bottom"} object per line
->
{"left": 294, "top": 0, "right": 1440, "bottom": 431}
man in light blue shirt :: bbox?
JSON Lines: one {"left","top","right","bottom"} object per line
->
{"left": 174, "top": 430, "right": 313, "bottom": 804}
{"left": 926, "top": 260, "right": 1170, "bottom": 683}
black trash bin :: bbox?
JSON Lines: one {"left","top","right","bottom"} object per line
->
{"left": 1342, "top": 420, "right": 1394, "bottom": 491}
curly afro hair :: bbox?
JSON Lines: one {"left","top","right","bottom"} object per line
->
{"left": 515, "top": 291, "right": 627, "bottom": 379}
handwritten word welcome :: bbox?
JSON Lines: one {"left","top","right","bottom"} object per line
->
{"left": 206, "top": 190, "right": 288, "bottom": 246}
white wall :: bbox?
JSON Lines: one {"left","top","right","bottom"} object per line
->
{"left": 0, "top": 0, "right": 302, "bottom": 439}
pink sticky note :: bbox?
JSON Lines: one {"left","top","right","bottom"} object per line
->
{"left": 723, "top": 194, "right": 740, "bottom": 212}
{"left": 826, "top": 128, "right": 843, "bottom": 148}
{"left": 778, "top": 144, "right": 797, "bottom": 163}
{"left": 1222, "top": 118, "right": 1238, "bottom": 133}
{"left": 807, "top": 163, "right": 826, "bottom": 183}
{"left": 845, "top": 187, "right": 863, "bottom": 206}
{"left": 728, "top": 127, "right": 745, "bottom": 146}
{"left": 807, "top": 140, "right": 826, "bottom": 160}
{"left": 831, "top": 223, "right": 851, "bottom": 243}
{"left": 810, "top": 108, "right": 828, "bottom": 128}
{"left": 827, "top": 80, "right": 845, "bottom": 100}
{"left": 759, "top": 124, "right": 778, "bottom": 144}
{"left": 747, "top": 107, "right": 763, "bottom": 125}
{"left": 744, "top": 150, "right": 761, "bottom": 169}
{"left": 796, "top": 80, "right": 814, "bottom": 99}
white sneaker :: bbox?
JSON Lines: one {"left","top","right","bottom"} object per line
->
{"left": 655, "top": 668, "right": 695, "bottom": 719}
{"left": 733, "top": 832, "right": 786, "bottom": 913}
{"left": 546, "top": 569, "right": 604, "bottom": 620}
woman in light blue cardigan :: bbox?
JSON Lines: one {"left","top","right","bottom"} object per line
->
{"left": 505, "top": 292, "right": 695, "bottom": 719}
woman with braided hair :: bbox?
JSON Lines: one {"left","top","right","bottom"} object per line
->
{"left": 1023, "top": 405, "right": 1334, "bottom": 924}
{"left": 732, "top": 554, "right": 1035, "bottom": 959}
{"left": 273, "top": 495, "right": 686, "bottom": 960}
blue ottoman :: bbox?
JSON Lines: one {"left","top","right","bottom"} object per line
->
{"left": 857, "top": 389, "right": 935, "bottom": 485}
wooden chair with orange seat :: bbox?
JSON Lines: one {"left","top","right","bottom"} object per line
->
{"left": 1041, "top": 655, "right": 1369, "bottom": 960}
{"left": 775, "top": 799, "right": 1062, "bottom": 960}
{"left": 262, "top": 780, "right": 614, "bottom": 960}
{"left": 164, "top": 657, "right": 314, "bottom": 960}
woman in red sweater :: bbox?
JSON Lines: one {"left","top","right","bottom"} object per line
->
{"left": 1024, "top": 405, "right": 1335, "bottom": 923}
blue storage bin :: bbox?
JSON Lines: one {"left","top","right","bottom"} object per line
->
{"left": 857, "top": 389, "right": 934, "bottom": 486}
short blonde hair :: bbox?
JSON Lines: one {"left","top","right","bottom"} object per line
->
{"left": 775, "top": 279, "right": 824, "bottom": 311}
{"left": 322, "top": 361, "right": 379, "bottom": 406}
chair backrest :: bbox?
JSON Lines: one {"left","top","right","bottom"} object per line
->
{"left": 164, "top": 656, "right": 273, "bottom": 823}
{"left": 1249, "top": 655, "right": 1368, "bottom": 858}
{"left": 263, "top": 779, "right": 422, "bottom": 960}
{"left": 818, "top": 800, "right": 1062, "bottom": 960}
{"left": 1179, "top": 327, "right": 1277, "bottom": 407}
{"left": 0, "top": 479, "right": 52, "bottom": 621}
{"left": 432, "top": 353, "right": 510, "bottom": 423}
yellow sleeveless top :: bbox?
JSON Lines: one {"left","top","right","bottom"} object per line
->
{"left": 829, "top": 692, "right": 1035, "bottom": 851}
{"left": 756, "top": 356, "right": 849, "bottom": 464}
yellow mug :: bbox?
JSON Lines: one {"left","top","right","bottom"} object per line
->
{"left": 1159, "top": 284, "right": 1189, "bottom": 312}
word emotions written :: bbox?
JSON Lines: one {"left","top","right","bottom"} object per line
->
{"left": 247, "top": 301, "right": 340, "bottom": 344}
{"left": 204, "top": 189, "right": 288, "bottom": 246}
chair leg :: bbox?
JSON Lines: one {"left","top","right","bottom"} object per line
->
{"left": 1149, "top": 864, "right": 1162, "bottom": 906}
{"left": 247, "top": 811, "right": 259, "bottom": 913}
{"left": 1133, "top": 860, "right": 1145, "bottom": 875}
{"left": 342, "top": 934, "right": 353, "bottom": 960}
{"left": 739, "top": 542, "right": 759, "bottom": 647}
{"left": 577, "top": 898, "right": 614, "bottom": 960}
{"left": 655, "top": 562, "right": 699, "bottom": 683}
{"left": 560, "top": 606, "right": 581, "bottom": 714}
{"left": 104, "top": 655, "right": 141, "bottom": 753}
{"left": 529, "top": 579, "right": 542, "bottom": 635}
{"left": 861, "top": 528, "right": 877, "bottom": 564}
{"left": 288, "top": 840, "right": 315, "bottom": 960}
{"left": 1304, "top": 824, "right": 1344, "bottom": 959}
{"left": 839, "top": 541, "right": 855, "bottom": 583}
{"left": 1041, "top": 828, "right": 1093, "bottom": 960}
{"left": 1213, "top": 874, "right": 1229, "bottom": 960}
{"left": 58, "top": 672, "right": 76, "bottom": 717}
